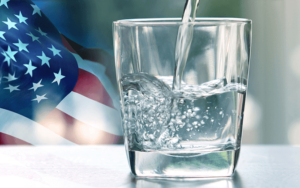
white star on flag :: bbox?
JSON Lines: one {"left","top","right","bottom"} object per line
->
{"left": 0, "top": 31, "right": 6, "bottom": 40}
{"left": 5, "top": 46, "right": 18, "bottom": 62}
{"left": 52, "top": 69, "right": 65, "bottom": 85}
{"left": 13, "top": 39, "right": 29, "bottom": 52}
{"left": 31, "top": 4, "right": 41, "bottom": 17}
{"left": 24, "top": 60, "right": 37, "bottom": 77}
{"left": 3, "top": 72, "right": 17, "bottom": 82}
{"left": 3, "top": 18, "right": 18, "bottom": 30}
{"left": 14, "top": 11, "right": 28, "bottom": 25}
{"left": 4, "top": 84, "right": 20, "bottom": 93}
{"left": 26, "top": 32, "right": 39, "bottom": 42}
{"left": 0, "top": 0, "right": 10, "bottom": 8}
{"left": 36, "top": 27, "right": 47, "bottom": 36}
{"left": 37, "top": 51, "right": 51, "bottom": 67}
{"left": 29, "top": 79, "right": 43, "bottom": 92}
{"left": 48, "top": 45, "right": 62, "bottom": 58}
{"left": 32, "top": 94, "right": 47, "bottom": 103}
{"left": 1, "top": 51, "right": 10, "bottom": 65}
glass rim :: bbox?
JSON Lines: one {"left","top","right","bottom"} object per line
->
{"left": 114, "top": 17, "right": 252, "bottom": 26}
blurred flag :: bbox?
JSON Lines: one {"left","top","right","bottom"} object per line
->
{"left": 0, "top": 0, "right": 122, "bottom": 145}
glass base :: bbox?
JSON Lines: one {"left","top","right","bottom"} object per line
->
{"left": 128, "top": 148, "right": 240, "bottom": 178}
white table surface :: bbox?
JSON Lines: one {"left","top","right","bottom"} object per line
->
{"left": 0, "top": 145, "right": 299, "bottom": 188}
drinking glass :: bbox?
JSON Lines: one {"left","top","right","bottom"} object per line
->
{"left": 113, "top": 18, "right": 252, "bottom": 178}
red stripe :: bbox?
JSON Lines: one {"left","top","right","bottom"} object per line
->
{"left": 72, "top": 68, "right": 114, "bottom": 109}
{"left": 39, "top": 108, "right": 122, "bottom": 145}
{"left": 0, "top": 133, "right": 31, "bottom": 145}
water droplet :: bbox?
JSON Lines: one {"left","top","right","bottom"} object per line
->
{"left": 182, "top": 115, "right": 186, "bottom": 119}
{"left": 187, "top": 109, "right": 192, "bottom": 113}
{"left": 196, "top": 115, "right": 200, "bottom": 119}
{"left": 201, "top": 120, "right": 205, "bottom": 124}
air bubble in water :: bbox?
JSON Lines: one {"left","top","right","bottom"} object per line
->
{"left": 176, "top": 119, "right": 183, "bottom": 124}
{"left": 193, "top": 107, "right": 200, "bottom": 112}
{"left": 179, "top": 123, "right": 186, "bottom": 128}
{"left": 192, "top": 121, "right": 198, "bottom": 126}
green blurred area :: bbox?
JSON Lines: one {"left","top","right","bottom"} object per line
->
{"left": 199, "top": 0, "right": 241, "bottom": 17}
{"left": 91, "top": 0, "right": 242, "bottom": 50}
{"left": 37, "top": 0, "right": 242, "bottom": 52}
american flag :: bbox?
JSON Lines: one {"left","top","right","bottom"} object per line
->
{"left": 0, "top": 0, "right": 123, "bottom": 145}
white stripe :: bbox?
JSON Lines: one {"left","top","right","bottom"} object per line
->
{"left": 72, "top": 53, "right": 120, "bottom": 110}
{"left": 57, "top": 92, "right": 123, "bottom": 136}
{"left": 0, "top": 108, "right": 76, "bottom": 145}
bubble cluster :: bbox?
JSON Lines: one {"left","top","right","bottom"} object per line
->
{"left": 121, "top": 73, "right": 246, "bottom": 152}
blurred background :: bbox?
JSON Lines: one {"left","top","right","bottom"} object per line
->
{"left": 33, "top": 0, "right": 300, "bottom": 145}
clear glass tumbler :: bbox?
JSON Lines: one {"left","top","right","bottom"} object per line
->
{"left": 113, "top": 18, "right": 252, "bottom": 178}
